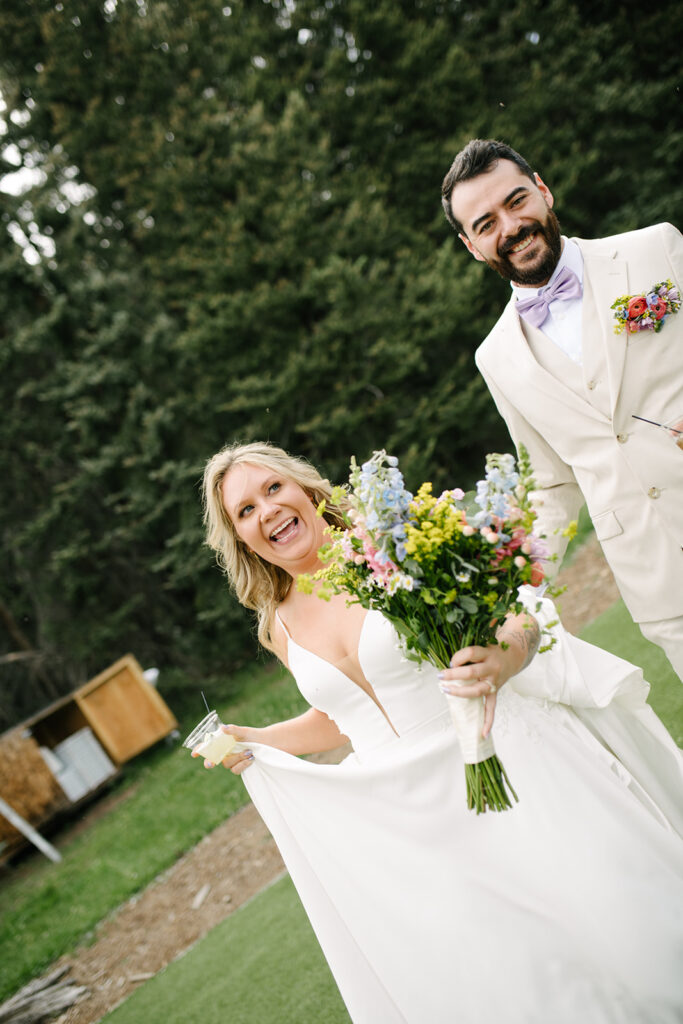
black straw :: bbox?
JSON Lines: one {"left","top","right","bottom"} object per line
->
{"left": 201, "top": 690, "right": 211, "bottom": 713}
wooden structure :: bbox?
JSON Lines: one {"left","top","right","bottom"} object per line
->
{"left": 0, "top": 655, "right": 177, "bottom": 857}
{"left": 26, "top": 654, "right": 178, "bottom": 767}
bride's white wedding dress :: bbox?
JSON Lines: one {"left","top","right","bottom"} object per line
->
{"left": 240, "top": 596, "right": 683, "bottom": 1024}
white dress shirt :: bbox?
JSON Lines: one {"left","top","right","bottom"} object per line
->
{"left": 511, "top": 237, "right": 584, "bottom": 364}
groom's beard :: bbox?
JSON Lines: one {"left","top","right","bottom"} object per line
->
{"left": 486, "top": 209, "right": 563, "bottom": 286}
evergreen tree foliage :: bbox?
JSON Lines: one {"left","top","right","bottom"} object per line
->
{"left": 1, "top": 0, "right": 681, "bottom": 724}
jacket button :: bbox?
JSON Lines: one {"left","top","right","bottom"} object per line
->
{"left": 616, "top": 433, "right": 628, "bottom": 444}
{"left": 587, "top": 379, "right": 597, "bottom": 390}
{"left": 647, "top": 486, "right": 661, "bottom": 499}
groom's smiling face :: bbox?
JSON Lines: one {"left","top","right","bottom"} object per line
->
{"left": 450, "top": 160, "right": 562, "bottom": 287}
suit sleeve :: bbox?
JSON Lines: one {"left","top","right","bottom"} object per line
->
{"left": 476, "top": 356, "right": 585, "bottom": 576}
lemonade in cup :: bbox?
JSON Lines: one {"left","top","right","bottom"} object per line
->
{"left": 183, "top": 710, "right": 243, "bottom": 763}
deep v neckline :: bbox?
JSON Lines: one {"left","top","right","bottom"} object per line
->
{"left": 276, "top": 608, "right": 399, "bottom": 736}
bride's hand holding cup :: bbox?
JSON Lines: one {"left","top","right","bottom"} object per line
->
{"left": 184, "top": 712, "right": 255, "bottom": 774}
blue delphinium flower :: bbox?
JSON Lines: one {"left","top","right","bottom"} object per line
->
{"left": 471, "top": 452, "right": 519, "bottom": 527}
{"left": 352, "top": 451, "right": 413, "bottom": 561}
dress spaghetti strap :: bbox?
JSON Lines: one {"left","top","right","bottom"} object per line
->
{"left": 274, "top": 608, "right": 292, "bottom": 642}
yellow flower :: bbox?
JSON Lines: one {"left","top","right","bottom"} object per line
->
{"left": 562, "top": 519, "right": 578, "bottom": 540}
{"left": 296, "top": 574, "right": 315, "bottom": 594}
{"left": 329, "top": 485, "right": 347, "bottom": 505}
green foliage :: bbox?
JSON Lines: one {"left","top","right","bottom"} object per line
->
{"left": 0, "top": 0, "right": 681, "bottom": 720}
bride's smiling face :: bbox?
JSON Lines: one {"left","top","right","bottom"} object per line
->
{"left": 222, "top": 462, "right": 326, "bottom": 575}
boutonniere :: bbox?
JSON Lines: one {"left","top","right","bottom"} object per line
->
{"left": 611, "top": 279, "right": 680, "bottom": 335}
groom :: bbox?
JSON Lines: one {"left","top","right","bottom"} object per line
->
{"left": 441, "top": 139, "right": 683, "bottom": 681}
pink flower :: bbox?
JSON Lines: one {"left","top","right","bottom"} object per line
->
{"left": 341, "top": 534, "right": 356, "bottom": 560}
{"left": 627, "top": 296, "right": 647, "bottom": 319}
{"left": 363, "top": 540, "right": 398, "bottom": 582}
{"left": 363, "top": 540, "right": 379, "bottom": 564}
{"left": 513, "top": 555, "right": 527, "bottom": 569}
{"left": 508, "top": 527, "right": 526, "bottom": 552}
{"left": 649, "top": 298, "right": 667, "bottom": 320}
{"left": 462, "top": 525, "right": 476, "bottom": 537}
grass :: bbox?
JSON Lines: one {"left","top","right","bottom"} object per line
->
{"left": 102, "top": 875, "right": 351, "bottom": 1024}
{"left": 0, "top": 659, "right": 309, "bottom": 1002}
{"left": 580, "top": 599, "right": 683, "bottom": 745}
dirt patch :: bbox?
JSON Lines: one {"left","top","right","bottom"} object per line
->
{"left": 44, "top": 539, "right": 618, "bottom": 1024}
{"left": 550, "top": 534, "right": 620, "bottom": 635}
{"left": 52, "top": 802, "right": 288, "bottom": 1024}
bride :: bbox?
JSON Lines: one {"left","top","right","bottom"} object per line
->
{"left": 196, "top": 440, "right": 683, "bottom": 1024}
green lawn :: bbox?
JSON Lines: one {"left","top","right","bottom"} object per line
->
{"left": 103, "top": 875, "right": 351, "bottom": 1024}
{"left": 580, "top": 599, "right": 683, "bottom": 745}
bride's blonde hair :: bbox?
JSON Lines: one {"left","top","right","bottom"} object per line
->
{"left": 202, "top": 441, "right": 348, "bottom": 652}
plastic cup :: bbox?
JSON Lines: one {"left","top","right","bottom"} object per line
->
{"left": 183, "top": 710, "right": 243, "bottom": 763}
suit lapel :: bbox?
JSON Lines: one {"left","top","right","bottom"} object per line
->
{"left": 579, "top": 242, "right": 629, "bottom": 417}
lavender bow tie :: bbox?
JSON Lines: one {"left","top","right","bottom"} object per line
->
{"left": 515, "top": 266, "right": 582, "bottom": 329}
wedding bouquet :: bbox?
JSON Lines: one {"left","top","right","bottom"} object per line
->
{"left": 298, "top": 447, "right": 552, "bottom": 814}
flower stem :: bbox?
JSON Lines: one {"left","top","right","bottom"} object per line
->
{"left": 465, "top": 756, "right": 519, "bottom": 814}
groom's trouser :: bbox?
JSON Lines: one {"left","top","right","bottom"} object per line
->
{"left": 639, "top": 617, "right": 683, "bottom": 684}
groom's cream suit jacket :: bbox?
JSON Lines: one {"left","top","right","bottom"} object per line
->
{"left": 475, "top": 222, "right": 683, "bottom": 625}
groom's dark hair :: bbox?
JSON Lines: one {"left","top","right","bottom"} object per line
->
{"left": 441, "top": 140, "right": 535, "bottom": 234}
